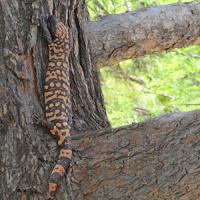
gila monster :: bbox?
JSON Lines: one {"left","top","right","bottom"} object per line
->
{"left": 39, "top": 15, "right": 72, "bottom": 195}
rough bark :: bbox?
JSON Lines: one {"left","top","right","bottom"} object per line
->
{"left": 86, "top": 2, "right": 200, "bottom": 68}
{"left": 0, "top": 0, "right": 200, "bottom": 200}
{"left": 0, "top": 0, "right": 109, "bottom": 199}
{"left": 70, "top": 110, "right": 200, "bottom": 200}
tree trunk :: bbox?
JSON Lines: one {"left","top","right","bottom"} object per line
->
{"left": 0, "top": 0, "right": 199, "bottom": 200}
{"left": 0, "top": 0, "right": 109, "bottom": 199}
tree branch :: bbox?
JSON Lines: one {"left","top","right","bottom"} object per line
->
{"left": 86, "top": 2, "right": 200, "bottom": 68}
{"left": 70, "top": 110, "right": 200, "bottom": 199}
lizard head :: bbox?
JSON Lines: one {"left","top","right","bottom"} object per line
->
{"left": 47, "top": 15, "right": 67, "bottom": 41}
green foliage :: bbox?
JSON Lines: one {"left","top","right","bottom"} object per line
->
{"left": 88, "top": 0, "right": 194, "bottom": 20}
{"left": 88, "top": 0, "right": 200, "bottom": 127}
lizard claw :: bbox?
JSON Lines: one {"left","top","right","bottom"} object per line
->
{"left": 32, "top": 113, "right": 54, "bottom": 129}
{"left": 72, "top": 146, "right": 80, "bottom": 153}
{"left": 40, "top": 14, "right": 49, "bottom": 22}
{"left": 32, "top": 113, "right": 40, "bottom": 125}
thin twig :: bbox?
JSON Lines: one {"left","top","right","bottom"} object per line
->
{"left": 94, "top": 0, "right": 110, "bottom": 15}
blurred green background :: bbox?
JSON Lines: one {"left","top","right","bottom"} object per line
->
{"left": 87, "top": 0, "right": 200, "bottom": 127}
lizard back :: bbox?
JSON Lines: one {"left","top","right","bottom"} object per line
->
{"left": 40, "top": 16, "right": 72, "bottom": 195}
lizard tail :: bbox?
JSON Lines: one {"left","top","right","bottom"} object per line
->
{"left": 48, "top": 141, "right": 72, "bottom": 194}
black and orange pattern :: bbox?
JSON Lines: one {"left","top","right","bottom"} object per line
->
{"left": 40, "top": 15, "right": 72, "bottom": 195}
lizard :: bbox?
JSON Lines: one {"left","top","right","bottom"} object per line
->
{"left": 37, "top": 15, "right": 72, "bottom": 196}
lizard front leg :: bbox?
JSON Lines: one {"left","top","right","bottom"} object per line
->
{"left": 39, "top": 16, "right": 53, "bottom": 44}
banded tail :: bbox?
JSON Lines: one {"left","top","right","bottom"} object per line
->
{"left": 48, "top": 139, "right": 72, "bottom": 193}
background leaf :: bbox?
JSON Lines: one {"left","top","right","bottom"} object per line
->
{"left": 88, "top": 0, "right": 200, "bottom": 127}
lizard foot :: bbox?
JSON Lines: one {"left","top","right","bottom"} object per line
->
{"left": 32, "top": 113, "right": 54, "bottom": 129}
